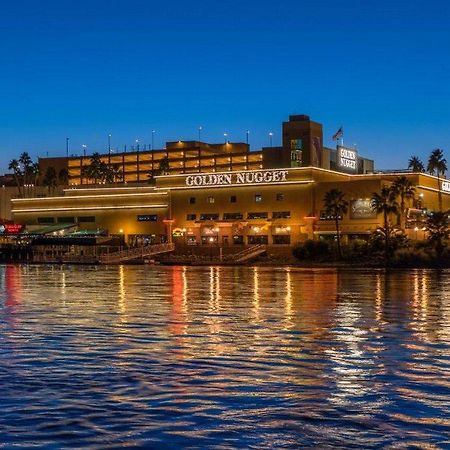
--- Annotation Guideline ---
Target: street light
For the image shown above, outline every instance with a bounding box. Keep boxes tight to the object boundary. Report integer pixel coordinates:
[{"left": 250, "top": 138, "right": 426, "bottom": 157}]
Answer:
[
  {"left": 66, "top": 137, "right": 69, "bottom": 157},
  {"left": 269, "top": 132, "right": 273, "bottom": 147},
  {"left": 198, "top": 126, "right": 202, "bottom": 142},
  {"left": 151, "top": 130, "right": 155, "bottom": 150},
  {"left": 135, "top": 139, "right": 139, "bottom": 151},
  {"left": 246, "top": 130, "right": 249, "bottom": 145},
  {"left": 108, "top": 134, "right": 111, "bottom": 154},
  {"left": 82, "top": 144, "right": 87, "bottom": 157},
  {"left": 224, "top": 133, "right": 228, "bottom": 144}
]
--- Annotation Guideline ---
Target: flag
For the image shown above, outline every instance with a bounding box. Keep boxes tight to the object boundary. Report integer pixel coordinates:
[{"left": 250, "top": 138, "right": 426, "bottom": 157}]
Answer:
[{"left": 332, "top": 126, "right": 344, "bottom": 141}]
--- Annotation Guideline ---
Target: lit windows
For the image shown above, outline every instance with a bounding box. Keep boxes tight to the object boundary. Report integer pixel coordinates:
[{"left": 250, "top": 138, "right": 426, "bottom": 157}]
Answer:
[
  {"left": 207, "top": 196, "right": 215, "bottom": 204},
  {"left": 255, "top": 194, "right": 262, "bottom": 203}
]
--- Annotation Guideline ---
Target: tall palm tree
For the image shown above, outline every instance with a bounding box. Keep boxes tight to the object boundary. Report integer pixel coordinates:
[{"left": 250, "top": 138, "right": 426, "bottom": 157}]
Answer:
[
  {"left": 391, "top": 176, "right": 416, "bottom": 230},
  {"left": 425, "top": 211, "right": 449, "bottom": 258},
  {"left": 19, "top": 152, "right": 33, "bottom": 196},
  {"left": 43, "top": 166, "right": 57, "bottom": 194},
  {"left": 8, "top": 159, "right": 23, "bottom": 197},
  {"left": 427, "top": 148, "right": 447, "bottom": 212},
  {"left": 323, "top": 188, "right": 349, "bottom": 258},
  {"left": 159, "top": 156, "right": 170, "bottom": 175},
  {"left": 58, "top": 168, "right": 69, "bottom": 186},
  {"left": 408, "top": 156, "right": 425, "bottom": 173},
  {"left": 371, "top": 186, "right": 399, "bottom": 259}
]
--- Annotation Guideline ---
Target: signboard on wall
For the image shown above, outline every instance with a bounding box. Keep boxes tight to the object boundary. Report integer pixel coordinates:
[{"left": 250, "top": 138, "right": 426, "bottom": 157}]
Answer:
[
  {"left": 185, "top": 169, "right": 289, "bottom": 187},
  {"left": 350, "top": 199, "right": 377, "bottom": 219},
  {"left": 337, "top": 145, "right": 358, "bottom": 172},
  {"left": 442, "top": 180, "right": 450, "bottom": 192}
]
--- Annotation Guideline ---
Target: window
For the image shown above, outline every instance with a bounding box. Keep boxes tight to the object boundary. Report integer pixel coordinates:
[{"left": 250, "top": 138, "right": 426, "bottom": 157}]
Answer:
[
  {"left": 319, "top": 211, "right": 343, "bottom": 220},
  {"left": 248, "top": 235, "right": 268, "bottom": 244},
  {"left": 233, "top": 235, "right": 244, "bottom": 245},
  {"left": 78, "top": 216, "right": 95, "bottom": 223},
  {"left": 186, "top": 213, "right": 197, "bottom": 221},
  {"left": 189, "top": 197, "right": 196, "bottom": 204},
  {"left": 276, "top": 193, "right": 284, "bottom": 201},
  {"left": 207, "top": 196, "right": 215, "bottom": 204},
  {"left": 37, "top": 217, "right": 54, "bottom": 225},
  {"left": 272, "top": 211, "right": 291, "bottom": 219},
  {"left": 255, "top": 194, "right": 262, "bottom": 202},
  {"left": 273, "top": 235, "right": 291, "bottom": 245},
  {"left": 230, "top": 195, "right": 237, "bottom": 203},
  {"left": 223, "top": 212, "right": 243, "bottom": 220},
  {"left": 200, "top": 213, "right": 220, "bottom": 221},
  {"left": 247, "top": 212, "right": 268, "bottom": 220},
  {"left": 137, "top": 214, "right": 158, "bottom": 222},
  {"left": 57, "top": 217, "right": 75, "bottom": 223}
]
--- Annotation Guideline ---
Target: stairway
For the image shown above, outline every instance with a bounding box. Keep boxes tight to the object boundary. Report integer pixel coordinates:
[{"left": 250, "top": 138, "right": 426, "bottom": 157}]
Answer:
[
  {"left": 99, "top": 243, "right": 175, "bottom": 264},
  {"left": 226, "top": 244, "right": 267, "bottom": 263}
]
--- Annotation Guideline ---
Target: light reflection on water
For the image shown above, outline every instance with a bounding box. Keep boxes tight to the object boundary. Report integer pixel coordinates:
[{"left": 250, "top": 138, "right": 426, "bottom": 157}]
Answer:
[{"left": 0, "top": 264, "right": 449, "bottom": 448}]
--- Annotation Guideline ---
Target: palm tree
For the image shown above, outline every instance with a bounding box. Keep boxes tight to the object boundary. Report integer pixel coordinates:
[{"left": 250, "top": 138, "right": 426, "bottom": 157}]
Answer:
[
  {"left": 391, "top": 176, "right": 415, "bottom": 230},
  {"left": 19, "top": 152, "right": 33, "bottom": 196},
  {"left": 425, "top": 211, "right": 449, "bottom": 258},
  {"left": 8, "top": 159, "right": 23, "bottom": 197},
  {"left": 159, "top": 156, "right": 170, "bottom": 175},
  {"left": 323, "top": 189, "right": 348, "bottom": 258},
  {"left": 427, "top": 148, "right": 447, "bottom": 211},
  {"left": 58, "top": 168, "right": 69, "bottom": 186},
  {"left": 371, "top": 186, "right": 399, "bottom": 259},
  {"left": 408, "top": 156, "right": 425, "bottom": 173},
  {"left": 43, "top": 166, "right": 57, "bottom": 194}
]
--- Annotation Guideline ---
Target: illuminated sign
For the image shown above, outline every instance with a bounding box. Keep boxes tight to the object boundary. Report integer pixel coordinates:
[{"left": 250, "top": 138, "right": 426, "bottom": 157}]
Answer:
[
  {"left": 185, "top": 170, "right": 289, "bottom": 187},
  {"left": 0, "top": 224, "right": 23, "bottom": 234},
  {"left": 350, "top": 199, "right": 377, "bottom": 219},
  {"left": 337, "top": 146, "right": 357, "bottom": 171},
  {"left": 442, "top": 181, "right": 450, "bottom": 192}
]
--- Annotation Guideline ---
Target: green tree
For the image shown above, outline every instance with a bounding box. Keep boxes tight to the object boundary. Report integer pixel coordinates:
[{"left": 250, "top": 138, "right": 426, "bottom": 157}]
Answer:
[
  {"left": 43, "top": 166, "right": 58, "bottom": 194},
  {"left": 19, "top": 152, "right": 33, "bottom": 196},
  {"left": 323, "top": 188, "right": 348, "bottom": 259},
  {"left": 58, "top": 168, "right": 69, "bottom": 185},
  {"left": 8, "top": 159, "right": 23, "bottom": 197},
  {"left": 408, "top": 156, "right": 425, "bottom": 173},
  {"left": 425, "top": 211, "right": 449, "bottom": 258},
  {"left": 391, "top": 176, "right": 416, "bottom": 230},
  {"left": 82, "top": 153, "right": 105, "bottom": 184},
  {"left": 427, "top": 148, "right": 447, "bottom": 212},
  {"left": 371, "top": 186, "right": 399, "bottom": 259},
  {"left": 159, "top": 156, "right": 170, "bottom": 175}
]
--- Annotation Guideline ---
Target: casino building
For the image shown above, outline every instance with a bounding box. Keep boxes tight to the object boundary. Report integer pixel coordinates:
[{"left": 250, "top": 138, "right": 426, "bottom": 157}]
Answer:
[{"left": 9, "top": 115, "right": 450, "bottom": 248}]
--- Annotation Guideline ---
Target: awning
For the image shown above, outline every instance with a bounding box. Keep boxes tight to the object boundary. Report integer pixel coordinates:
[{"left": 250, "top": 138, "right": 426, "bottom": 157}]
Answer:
[{"left": 22, "top": 223, "right": 77, "bottom": 236}]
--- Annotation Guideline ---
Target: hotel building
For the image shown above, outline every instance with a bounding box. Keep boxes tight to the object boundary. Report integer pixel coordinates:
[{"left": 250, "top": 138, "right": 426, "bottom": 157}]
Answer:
[{"left": 9, "top": 115, "right": 450, "bottom": 248}]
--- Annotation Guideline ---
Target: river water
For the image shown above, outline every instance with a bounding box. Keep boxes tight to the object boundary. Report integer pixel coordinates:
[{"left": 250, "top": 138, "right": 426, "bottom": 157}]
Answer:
[{"left": 0, "top": 264, "right": 449, "bottom": 449}]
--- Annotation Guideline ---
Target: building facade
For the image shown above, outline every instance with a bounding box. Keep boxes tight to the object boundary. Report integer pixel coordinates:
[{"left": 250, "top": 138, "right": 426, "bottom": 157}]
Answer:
[{"left": 10, "top": 167, "right": 450, "bottom": 247}]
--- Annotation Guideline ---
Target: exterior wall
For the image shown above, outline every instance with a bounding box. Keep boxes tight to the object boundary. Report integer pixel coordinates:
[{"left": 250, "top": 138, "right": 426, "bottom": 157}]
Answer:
[{"left": 9, "top": 168, "right": 450, "bottom": 246}]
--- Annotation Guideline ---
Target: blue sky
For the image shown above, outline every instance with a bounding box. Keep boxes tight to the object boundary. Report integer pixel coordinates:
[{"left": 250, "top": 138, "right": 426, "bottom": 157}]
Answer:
[{"left": 1, "top": 0, "right": 449, "bottom": 172}]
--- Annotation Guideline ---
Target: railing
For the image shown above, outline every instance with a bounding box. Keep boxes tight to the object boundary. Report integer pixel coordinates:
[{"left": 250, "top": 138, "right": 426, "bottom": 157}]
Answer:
[
  {"left": 99, "top": 243, "right": 175, "bottom": 264},
  {"left": 225, "top": 244, "right": 267, "bottom": 263}
]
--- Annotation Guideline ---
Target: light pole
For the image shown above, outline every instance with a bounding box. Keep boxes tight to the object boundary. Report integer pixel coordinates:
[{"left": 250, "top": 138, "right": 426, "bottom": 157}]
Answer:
[
  {"left": 82, "top": 144, "right": 87, "bottom": 157},
  {"left": 224, "top": 133, "right": 228, "bottom": 144},
  {"left": 151, "top": 130, "right": 155, "bottom": 150},
  {"left": 66, "top": 137, "right": 69, "bottom": 157},
  {"left": 269, "top": 132, "right": 273, "bottom": 147},
  {"left": 246, "top": 130, "right": 249, "bottom": 145},
  {"left": 108, "top": 134, "right": 111, "bottom": 154},
  {"left": 135, "top": 139, "right": 139, "bottom": 152},
  {"left": 198, "top": 126, "right": 202, "bottom": 142}
]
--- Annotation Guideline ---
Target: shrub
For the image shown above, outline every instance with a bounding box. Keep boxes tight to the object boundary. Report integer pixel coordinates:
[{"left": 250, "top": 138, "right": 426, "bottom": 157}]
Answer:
[{"left": 292, "top": 239, "right": 330, "bottom": 261}]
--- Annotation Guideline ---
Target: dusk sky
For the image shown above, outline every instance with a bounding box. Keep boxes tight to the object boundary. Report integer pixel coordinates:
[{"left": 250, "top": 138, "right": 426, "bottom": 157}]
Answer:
[{"left": 1, "top": 0, "right": 449, "bottom": 173}]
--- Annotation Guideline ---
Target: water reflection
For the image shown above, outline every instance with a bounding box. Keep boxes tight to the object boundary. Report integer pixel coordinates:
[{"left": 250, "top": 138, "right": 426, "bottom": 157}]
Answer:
[{"left": 0, "top": 265, "right": 449, "bottom": 448}]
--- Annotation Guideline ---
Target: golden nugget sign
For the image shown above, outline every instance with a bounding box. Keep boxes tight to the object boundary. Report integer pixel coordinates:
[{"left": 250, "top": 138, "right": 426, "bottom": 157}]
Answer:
[
  {"left": 186, "top": 170, "right": 289, "bottom": 187},
  {"left": 338, "top": 146, "right": 357, "bottom": 171},
  {"left": 442, "top": 181, "right": 450, "bottom": 192}
]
